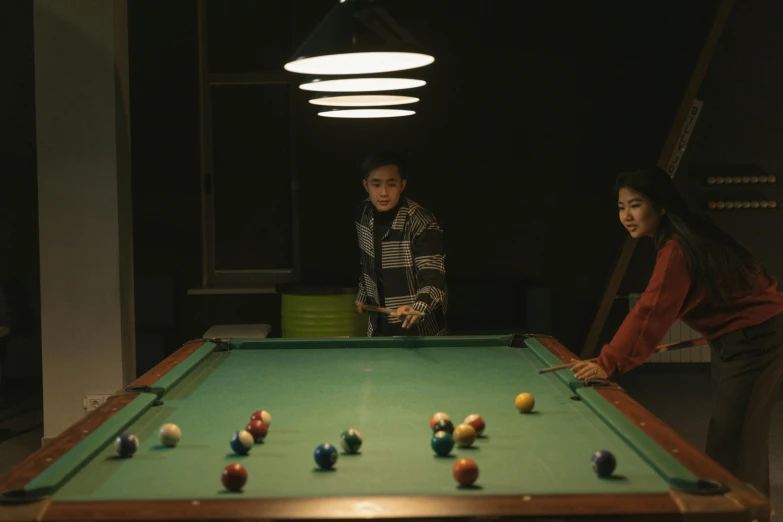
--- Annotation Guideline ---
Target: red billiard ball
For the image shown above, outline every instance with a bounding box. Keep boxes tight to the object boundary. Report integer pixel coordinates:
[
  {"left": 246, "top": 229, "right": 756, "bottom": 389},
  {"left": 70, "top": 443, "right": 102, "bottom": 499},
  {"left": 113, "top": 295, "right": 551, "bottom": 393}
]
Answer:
[
  {"left": 246, "top": 420, "right": 268, "bottom": 443},
  {"left": 463, "top": 414, "right": 485, "bottom": 436},
  {"left": 222, "top": 463, "right": 247, "bottom": 492},
  {"left": 453, "top": 458, "right": 479, "bottom": 487},
  {"left": 250, "top": 410, "right": 272, "bottom": 427}
]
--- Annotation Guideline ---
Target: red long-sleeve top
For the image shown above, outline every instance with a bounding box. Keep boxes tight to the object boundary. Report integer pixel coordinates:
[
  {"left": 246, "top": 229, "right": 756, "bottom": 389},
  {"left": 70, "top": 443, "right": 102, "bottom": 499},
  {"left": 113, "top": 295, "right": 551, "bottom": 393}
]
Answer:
[{"left": 597, "top": 239, "right": 783, "bottom": 376}]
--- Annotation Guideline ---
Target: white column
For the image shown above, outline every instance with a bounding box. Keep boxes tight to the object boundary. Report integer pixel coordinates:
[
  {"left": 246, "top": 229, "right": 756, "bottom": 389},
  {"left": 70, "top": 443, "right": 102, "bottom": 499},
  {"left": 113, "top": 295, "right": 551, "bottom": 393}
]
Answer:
[{"left": 34, "top": 0, "right": 135, "bottom": 442}]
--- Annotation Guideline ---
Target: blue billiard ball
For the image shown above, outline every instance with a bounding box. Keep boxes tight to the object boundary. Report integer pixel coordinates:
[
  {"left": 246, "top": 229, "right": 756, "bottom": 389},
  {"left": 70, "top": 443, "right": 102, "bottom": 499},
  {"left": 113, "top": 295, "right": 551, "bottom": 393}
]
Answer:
[
  {"left": 114, "top": 433, "right": 139, "bottom": 457},
  {"left": 431, "top": 430, "right": 454, "bottom": 457},
  {"left": 591, "top": 450, "right": 616, "bottom": 477},
  {"left": 230, "top": 430, "right": 254, "bottom": 455},
  {"left": 314, "top": 443, "right": 338, "bottom": 469}
]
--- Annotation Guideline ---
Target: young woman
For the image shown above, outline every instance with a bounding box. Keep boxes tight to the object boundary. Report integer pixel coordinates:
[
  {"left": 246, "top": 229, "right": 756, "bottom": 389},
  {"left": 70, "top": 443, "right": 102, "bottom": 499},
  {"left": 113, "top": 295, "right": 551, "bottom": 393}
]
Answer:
[{"left": 571, "top": 166, "right": 783, "bottom": 497}]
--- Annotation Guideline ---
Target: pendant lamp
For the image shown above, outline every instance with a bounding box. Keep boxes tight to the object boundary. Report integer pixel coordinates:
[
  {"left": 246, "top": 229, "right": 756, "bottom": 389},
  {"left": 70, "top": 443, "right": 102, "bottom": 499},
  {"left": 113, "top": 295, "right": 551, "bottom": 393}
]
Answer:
[{"left": 284, "top": 0, "right": 434, "bottom": 76}]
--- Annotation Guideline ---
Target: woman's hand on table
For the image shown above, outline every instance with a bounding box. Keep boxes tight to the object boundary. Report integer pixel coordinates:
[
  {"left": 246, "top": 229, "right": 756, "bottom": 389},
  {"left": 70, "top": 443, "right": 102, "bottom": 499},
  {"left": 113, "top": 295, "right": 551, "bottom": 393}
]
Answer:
[{"left": 571, "top": 360, "right": 608, "bottom": 380}]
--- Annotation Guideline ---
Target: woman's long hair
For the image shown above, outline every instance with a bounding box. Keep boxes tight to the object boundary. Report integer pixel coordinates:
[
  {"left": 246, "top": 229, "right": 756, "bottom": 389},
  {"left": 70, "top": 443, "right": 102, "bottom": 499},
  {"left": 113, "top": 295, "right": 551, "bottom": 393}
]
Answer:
[{"left": 615, "top": 167, "right": 769, "bottom": 302}]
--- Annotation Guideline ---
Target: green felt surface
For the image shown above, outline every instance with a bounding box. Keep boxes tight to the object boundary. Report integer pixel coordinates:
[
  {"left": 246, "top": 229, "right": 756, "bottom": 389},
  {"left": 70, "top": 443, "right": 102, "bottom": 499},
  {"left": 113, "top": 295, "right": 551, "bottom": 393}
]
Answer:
[{"left": 47, "top": 336, "right": 696, "bottom": 501}]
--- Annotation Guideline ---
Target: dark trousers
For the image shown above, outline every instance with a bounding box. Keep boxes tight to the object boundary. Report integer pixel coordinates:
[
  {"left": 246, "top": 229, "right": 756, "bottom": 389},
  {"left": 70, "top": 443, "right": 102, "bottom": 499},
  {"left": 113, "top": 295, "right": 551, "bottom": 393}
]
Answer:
[{"left": 706, "top": 311, "right": 783, "bottom": 497}]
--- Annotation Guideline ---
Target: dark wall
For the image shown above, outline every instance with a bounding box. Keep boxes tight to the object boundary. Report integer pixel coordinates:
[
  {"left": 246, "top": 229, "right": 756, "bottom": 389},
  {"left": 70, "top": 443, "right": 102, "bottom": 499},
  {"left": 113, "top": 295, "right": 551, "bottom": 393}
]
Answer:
[
  {"left": 615, "top": 1, "right": 783, "bottom": 331},
  {"left": 0, "top": 0, "right": 40, "bottom": 378}
]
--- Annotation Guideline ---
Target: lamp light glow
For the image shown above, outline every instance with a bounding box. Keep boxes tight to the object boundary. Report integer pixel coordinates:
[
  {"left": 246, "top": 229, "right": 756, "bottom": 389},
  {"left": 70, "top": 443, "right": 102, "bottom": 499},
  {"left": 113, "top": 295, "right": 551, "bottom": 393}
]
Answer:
[
  {"left": 300, "top": 78, "right": 425, "bottom": 93},
  {"left": 285, "top": 52, "right": 433, "bottom": 76},
  {"left": 309, "top": 95, "right": 419, "bottom": 107},
  {"left": 318, "top": 109, "right": 415, "bottom": 118}
]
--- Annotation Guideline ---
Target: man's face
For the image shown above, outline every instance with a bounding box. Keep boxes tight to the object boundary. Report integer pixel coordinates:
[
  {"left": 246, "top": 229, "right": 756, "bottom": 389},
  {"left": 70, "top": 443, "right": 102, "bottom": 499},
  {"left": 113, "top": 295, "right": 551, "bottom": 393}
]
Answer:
[{"left": 362, "top": 164, "right": 407, "bottom": 212}]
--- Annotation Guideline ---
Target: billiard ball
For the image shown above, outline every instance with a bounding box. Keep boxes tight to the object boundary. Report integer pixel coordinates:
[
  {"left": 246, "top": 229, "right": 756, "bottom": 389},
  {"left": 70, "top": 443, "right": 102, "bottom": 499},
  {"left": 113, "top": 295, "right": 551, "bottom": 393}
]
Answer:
[
  {"left": 591, "top": 450, "right": 616, "bottom": 477},
  {"left": 114, "top": 433, "right": 139, "bottom": 457},
  {"left": 250, "top": 410, "right": 272, "bottom": 428},
  {"left": 453, "top": 458, "right": 479, "bottom": 486},
  {"left": 463, "top": 414, "right": 485, "bottom": 436},
  {"left": 222, "top": 463, "right": 247, "bottom": 492},
  {"left": 246, "top": 420, "right": 268, "bottom": 443},
  {"left": 452, "top": 423, "right": 477, "bottom": 447},
  {"left": 230, "top": 430, "right": 254, "bottom": 455},
  {"left": 431, "top": 430, "right": 454, "bottom": 457},
  {"left": 433, "top": 418, "right": 454, "bottom": 434},
  {"left": 429, "top": 412, "right": 450, "bottom": 430},
  {"left": 515, "top": 392, "right": 535, "bottom": 413},
  {"left": 339, "top": 429, "right": 363, "bottom": 454},
  {"left": 314, "top": 443, "right": 338, "bottom": 469},
  {"left": 158, "top": 423, "right": 181, "bottom": 447}
]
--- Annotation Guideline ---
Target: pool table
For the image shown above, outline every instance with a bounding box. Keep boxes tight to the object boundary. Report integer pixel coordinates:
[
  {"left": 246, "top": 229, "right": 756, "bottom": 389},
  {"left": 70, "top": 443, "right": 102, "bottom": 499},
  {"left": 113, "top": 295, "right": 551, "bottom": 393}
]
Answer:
[{"left": 0, "top": 334, "right": 771, "bottom": 521}]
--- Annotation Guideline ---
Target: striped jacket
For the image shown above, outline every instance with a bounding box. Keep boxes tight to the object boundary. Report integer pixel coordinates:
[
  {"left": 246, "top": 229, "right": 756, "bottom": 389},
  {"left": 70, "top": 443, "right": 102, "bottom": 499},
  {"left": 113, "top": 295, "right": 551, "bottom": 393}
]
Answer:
[{"left": 355, "top": 197, "right": 448, "bottom": 336}]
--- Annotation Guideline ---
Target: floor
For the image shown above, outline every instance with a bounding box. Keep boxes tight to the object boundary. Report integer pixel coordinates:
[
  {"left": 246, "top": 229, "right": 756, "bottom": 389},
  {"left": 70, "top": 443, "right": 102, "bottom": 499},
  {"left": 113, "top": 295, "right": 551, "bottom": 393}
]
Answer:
[{"left": 0, "top": 366, "right": 780, "bottom": 518}]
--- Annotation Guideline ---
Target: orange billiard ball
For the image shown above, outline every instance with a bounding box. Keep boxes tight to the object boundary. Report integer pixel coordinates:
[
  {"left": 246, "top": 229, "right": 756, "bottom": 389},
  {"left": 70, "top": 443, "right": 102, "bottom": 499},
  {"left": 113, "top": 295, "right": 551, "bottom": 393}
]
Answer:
[{"left": 453, "top": 458, "right": 479, "bottom": 486}]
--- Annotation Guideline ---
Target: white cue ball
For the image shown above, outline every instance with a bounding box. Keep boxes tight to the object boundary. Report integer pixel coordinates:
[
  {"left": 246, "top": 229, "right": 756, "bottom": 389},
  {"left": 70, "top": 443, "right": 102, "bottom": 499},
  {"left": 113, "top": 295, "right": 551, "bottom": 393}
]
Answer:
[{"left": 159, "top": 423, "right": 182, "bottom": 447}]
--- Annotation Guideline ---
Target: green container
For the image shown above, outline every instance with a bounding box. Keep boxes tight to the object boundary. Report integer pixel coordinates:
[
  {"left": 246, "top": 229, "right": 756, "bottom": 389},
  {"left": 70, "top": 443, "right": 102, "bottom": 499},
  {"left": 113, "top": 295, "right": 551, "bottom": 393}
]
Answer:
[{"left": 279, "top": 285, "right": 366, "bottom": 338}]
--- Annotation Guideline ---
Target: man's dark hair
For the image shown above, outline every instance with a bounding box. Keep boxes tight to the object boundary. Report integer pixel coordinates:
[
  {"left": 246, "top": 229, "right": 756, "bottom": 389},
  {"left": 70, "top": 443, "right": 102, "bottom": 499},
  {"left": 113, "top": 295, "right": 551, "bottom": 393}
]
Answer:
[{"left": 361, "top": 151, "right": 407, "bottom": 180}]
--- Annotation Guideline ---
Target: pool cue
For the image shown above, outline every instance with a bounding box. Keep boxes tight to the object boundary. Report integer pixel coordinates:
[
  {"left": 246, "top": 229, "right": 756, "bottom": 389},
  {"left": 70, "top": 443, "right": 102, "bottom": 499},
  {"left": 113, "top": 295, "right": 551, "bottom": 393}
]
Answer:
[
  {"left": 361, "top": 304, "right": 426, "bottom": 316},
  {"left": 537, "top": 337, "right": 708, "bottom": 374}
]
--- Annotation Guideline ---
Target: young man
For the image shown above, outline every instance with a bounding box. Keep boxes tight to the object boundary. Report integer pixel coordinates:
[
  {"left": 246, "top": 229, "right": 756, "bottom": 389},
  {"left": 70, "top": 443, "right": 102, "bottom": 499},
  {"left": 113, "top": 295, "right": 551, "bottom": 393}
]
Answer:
[{"left": 354, "top": 151, "right": 448, "bottom": 336}]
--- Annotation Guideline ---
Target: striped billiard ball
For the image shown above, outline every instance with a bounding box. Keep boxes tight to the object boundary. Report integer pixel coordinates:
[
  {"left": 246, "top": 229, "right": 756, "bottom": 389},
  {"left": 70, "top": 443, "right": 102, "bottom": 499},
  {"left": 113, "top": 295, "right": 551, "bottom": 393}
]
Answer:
[
  {"left": 339, "top": 429, "right": 363, "bottom": 454},
  {"left": 230, "top": 430, "right": 254, "bottom": 455},
  {"left": 250, "top": 410, "right": 272, "bottom": 428},
  {"left": 431, "top": 430, "right": 454, "bottom": 457},
  {"left": 463, "top": 414, "right": 485, "bottom": 436}
]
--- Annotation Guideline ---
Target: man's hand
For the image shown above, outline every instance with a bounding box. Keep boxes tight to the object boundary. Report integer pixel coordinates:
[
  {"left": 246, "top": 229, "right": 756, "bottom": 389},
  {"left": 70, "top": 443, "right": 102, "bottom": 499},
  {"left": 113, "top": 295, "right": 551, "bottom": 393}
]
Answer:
[
  {"left": 355, "top": 300, "right": 364, "bottom": 313},
  {"left": 390, "top": 305, "right": 421, "bottom": 328},
  {"left": 570, "top": 360, "right": 608, "bottom": 381}
]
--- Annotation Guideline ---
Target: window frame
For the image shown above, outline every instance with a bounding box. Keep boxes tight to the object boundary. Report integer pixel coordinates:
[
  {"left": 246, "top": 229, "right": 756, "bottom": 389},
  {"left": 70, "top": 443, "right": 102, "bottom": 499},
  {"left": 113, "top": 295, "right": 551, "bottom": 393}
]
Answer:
[{"left": 196, "top": 0, "right": 300, "bottom": 291}]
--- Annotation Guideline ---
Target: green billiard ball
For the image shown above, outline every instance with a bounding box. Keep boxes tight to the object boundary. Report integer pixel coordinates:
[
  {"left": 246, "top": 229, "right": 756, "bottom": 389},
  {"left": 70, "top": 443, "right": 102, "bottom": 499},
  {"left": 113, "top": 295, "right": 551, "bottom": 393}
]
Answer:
[
  {"left": 431, "top": 430, "right": 454, "bottom": 457},
  {"left": 339, "top": 429, "right": 363, "bottom": 454}
]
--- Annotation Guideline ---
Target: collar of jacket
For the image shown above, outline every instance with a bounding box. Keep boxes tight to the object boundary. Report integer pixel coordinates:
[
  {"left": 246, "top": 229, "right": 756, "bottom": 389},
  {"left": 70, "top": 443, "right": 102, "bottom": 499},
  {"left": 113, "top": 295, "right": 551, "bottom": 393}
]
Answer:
[{"left": 364, "top": 196, "right": 411, "bottom": 232}]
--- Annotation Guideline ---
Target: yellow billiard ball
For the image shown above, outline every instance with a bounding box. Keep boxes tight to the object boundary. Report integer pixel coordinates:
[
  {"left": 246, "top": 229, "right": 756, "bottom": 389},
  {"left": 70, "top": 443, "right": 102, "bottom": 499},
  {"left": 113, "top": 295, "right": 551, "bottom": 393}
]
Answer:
[
  {"left": 515, "top": 392, "right": 535, "bottom": 413},
  {"left": 452, "top": 423, "right": 477, "bottom": 447}
]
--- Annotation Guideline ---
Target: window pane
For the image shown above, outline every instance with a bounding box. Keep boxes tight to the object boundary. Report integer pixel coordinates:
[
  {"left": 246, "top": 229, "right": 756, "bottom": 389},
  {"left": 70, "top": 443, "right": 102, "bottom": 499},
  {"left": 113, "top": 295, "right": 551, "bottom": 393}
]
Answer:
[{"left": 211, "top": 84, "right": 293, "bottom": 271}]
